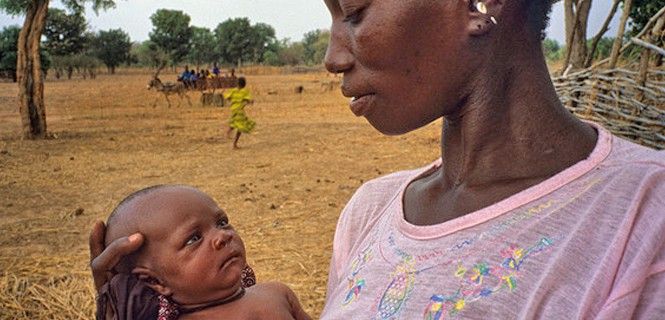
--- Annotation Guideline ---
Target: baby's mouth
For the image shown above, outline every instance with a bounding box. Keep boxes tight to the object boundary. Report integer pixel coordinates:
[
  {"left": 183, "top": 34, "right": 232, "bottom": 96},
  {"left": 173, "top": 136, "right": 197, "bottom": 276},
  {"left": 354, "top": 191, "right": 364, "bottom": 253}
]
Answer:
[{"left": 219, "top": 251, "right": 241, "bottom": 270}]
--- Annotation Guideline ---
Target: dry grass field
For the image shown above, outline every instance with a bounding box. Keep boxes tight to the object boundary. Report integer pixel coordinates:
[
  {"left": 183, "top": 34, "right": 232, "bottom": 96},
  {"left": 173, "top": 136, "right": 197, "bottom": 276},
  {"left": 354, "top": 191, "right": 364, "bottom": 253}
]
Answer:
[{"left": 0, "top": 68, "right": 441, "bottom": 319}]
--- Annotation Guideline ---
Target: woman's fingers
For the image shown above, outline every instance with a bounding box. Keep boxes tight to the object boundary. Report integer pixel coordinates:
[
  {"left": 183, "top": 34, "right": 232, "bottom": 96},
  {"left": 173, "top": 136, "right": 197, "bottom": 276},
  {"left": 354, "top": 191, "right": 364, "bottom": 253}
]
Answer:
[
  {"left": 89, "top": 220, "right": 106, "bottom": 262},
  {"left": 89, "top": 224, "right": 144, "bottom": 291}
]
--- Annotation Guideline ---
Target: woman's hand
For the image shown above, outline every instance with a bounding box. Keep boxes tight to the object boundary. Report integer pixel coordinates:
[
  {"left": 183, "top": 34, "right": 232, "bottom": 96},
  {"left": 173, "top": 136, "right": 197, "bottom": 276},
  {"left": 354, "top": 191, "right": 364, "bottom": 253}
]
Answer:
[{"left": 89, "top": 220, "right": 144, "bottom": 291}]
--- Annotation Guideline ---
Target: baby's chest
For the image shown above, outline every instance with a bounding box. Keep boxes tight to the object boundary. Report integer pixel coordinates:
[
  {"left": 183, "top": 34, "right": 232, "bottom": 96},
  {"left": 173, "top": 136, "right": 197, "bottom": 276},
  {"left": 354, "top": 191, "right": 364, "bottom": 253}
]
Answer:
[{"left": 182, "top": 296, "right": 293, "bottom": 320}]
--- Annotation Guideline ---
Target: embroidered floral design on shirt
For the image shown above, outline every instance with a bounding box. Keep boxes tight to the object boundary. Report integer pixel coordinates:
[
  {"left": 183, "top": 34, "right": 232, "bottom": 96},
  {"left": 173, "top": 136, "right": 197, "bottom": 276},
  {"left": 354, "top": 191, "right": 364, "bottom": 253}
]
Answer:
[
  {"left": 342, "top": 246, "right": 373, "bottom": 306},
  {"left": 423, "top": 237, "right": 556, "bottom": 320},
  {"left": 376, "top": 255, "right": 417, "bottom": 319},
  {"left": 372, "top": 233, "right": 433, "bottom": 319}
]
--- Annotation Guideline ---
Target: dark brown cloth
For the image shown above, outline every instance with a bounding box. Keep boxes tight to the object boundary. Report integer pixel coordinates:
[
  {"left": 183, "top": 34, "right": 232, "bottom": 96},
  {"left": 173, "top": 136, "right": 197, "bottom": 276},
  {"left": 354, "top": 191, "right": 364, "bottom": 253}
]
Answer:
[
  {"left": 96, "top": 265, "right": 256, "bottom": 320},
  {"left": 96, "top": 273, "right": 159, "bottom": 320}
]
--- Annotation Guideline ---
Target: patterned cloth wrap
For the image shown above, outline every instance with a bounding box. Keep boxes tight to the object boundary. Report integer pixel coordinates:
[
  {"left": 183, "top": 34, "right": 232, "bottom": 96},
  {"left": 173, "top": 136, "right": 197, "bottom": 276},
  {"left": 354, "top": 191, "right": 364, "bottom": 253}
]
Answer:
[{"left": 97, "top": 265, "right": 256, "bottom": 320}]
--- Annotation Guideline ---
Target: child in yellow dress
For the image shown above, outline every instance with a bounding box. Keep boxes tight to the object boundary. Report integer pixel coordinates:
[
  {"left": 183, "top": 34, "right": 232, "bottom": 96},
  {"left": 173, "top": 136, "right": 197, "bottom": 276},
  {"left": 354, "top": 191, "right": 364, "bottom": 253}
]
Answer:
[{"left": 224, "top": 77, "right": 255, "bottom": 149}]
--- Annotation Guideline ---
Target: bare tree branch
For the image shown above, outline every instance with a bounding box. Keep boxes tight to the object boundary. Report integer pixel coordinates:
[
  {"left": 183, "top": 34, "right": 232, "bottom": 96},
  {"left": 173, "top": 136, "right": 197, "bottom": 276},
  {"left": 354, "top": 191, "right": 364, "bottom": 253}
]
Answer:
[
  {"left": 631, "top": 38, "right": 665, "bottom": 56},
  {"left": 585, "top": 0, "right": 621, "bottom": 67},
  {"left": 609, "top": 0, "right": 634, "bottom": 68},
  {"left": 593, "top": 6, "right": 665, "bottom": 68}
]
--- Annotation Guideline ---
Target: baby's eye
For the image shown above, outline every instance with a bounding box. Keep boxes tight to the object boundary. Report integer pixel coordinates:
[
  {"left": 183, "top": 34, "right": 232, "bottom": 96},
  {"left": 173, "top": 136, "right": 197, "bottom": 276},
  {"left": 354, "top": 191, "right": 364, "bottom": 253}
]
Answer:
[
  {"left": 216, "top": 217, "right": 229, "bottom": 228},
  {"left": 185, "top": 234, "right": 202, "bottom": 246}
]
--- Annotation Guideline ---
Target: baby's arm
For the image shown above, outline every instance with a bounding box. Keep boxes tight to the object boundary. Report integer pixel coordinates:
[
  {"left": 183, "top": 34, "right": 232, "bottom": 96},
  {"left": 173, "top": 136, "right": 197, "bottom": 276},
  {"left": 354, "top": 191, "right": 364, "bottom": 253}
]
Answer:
[
  {"left": 283, "top": 285, "right": 312, "bottom": 320},
  {"left": 264, "top": 282, "right": 311, "bottom": 320}
]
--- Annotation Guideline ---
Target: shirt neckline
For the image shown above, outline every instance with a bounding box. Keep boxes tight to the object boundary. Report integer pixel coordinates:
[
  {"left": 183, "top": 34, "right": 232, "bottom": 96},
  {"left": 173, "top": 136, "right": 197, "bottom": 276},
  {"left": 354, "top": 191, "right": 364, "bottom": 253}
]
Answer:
[{"left": 395, "top": 122, "right": 613, "bottom": 240}]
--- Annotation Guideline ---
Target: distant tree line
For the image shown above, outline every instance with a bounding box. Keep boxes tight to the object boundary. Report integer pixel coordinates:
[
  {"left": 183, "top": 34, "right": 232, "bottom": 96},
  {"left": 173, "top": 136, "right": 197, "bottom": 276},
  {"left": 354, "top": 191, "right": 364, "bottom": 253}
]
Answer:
[
  {"left": 0, "top": 7, "right": 131, "bottom": 81},
  {"left": 0, "top": 8, "right": 331, "bottom": 83},
  {"left": 542, "top": 37, "right": 618, "bottom": 63},
  {"left": 134, "top": 9, "right": 330, "bottom": 69}
]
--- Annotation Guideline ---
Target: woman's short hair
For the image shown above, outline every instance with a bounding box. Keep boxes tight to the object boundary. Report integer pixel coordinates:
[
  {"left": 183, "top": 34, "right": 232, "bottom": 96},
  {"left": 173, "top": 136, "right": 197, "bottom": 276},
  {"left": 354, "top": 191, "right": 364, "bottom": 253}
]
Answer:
[{"left": 527, "top": 0, "right": 554, "bottom": 40}]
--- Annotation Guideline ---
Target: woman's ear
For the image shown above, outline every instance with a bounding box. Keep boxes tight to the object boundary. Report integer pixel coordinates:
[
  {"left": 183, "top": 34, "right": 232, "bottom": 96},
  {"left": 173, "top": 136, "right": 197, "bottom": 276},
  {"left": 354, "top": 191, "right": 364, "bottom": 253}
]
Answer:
[
  {"left": 132, "top": 266, "right": 173, "bottom": 296},
  {"left": 466, "top": 0, "right": 503, "bottom": 36}
]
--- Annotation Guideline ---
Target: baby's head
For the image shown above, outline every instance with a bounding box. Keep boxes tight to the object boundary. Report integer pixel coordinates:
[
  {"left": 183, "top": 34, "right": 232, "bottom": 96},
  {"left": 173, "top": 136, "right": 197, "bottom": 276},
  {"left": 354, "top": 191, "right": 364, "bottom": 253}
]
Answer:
[{"left": 105, "top": 185, "right": 246, "bottom": 305}]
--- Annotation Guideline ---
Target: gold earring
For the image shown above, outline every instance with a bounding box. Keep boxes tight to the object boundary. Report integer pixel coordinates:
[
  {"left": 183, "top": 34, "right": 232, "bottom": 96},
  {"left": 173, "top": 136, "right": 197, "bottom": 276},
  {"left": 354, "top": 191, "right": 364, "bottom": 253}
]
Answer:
[
  {"left": 475, "top": 2, "right": 487, "bottom": 14},
  {"left": 473, "top": 1, "right": 498, "bottom": 25}
]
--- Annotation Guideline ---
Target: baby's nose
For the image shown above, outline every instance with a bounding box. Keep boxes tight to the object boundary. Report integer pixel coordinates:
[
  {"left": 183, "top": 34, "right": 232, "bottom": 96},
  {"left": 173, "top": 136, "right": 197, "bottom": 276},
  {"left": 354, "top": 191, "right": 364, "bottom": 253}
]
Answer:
[
  {"left": 213, "top": 236, "right": 225, "bottom": 249},
  {"left": 212, "top": 231, "right": 232, "bottom": 249}
]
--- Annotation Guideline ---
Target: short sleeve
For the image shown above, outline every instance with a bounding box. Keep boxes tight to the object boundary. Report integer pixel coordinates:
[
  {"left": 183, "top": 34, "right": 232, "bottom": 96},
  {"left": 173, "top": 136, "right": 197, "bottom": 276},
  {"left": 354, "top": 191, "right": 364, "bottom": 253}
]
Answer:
[
  {"left": 633, "top": 268, "right": 665, "bottom": 318},
  {"left": 325, "top": 190, "right": 361, "bottom": 297},
  {"left": 242, "top": 89, "right": 252, "bottom": 102},
  {"left": 595, "top": 268, "right": 665, "bottom": 319},
  {"left": 595, "top": 173, "right": 665, "bottom": 319},
  {"left": 223, "top": 88, "right": 235, "bottom": 100}
]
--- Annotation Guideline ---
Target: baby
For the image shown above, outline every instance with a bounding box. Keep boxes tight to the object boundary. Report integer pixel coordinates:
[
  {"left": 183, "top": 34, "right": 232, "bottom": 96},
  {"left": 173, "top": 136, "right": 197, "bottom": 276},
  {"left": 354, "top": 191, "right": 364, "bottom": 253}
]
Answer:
[{"left": 99, "top": 184, "right": 311, "bottom": 320}]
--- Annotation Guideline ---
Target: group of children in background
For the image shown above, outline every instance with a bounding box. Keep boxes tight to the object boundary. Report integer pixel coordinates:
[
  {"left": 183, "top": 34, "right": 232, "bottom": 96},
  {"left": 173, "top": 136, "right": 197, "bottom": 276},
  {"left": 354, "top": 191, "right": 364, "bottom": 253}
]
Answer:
[{"left": 178, "top": 64, "right": 236, "bottom": 90}]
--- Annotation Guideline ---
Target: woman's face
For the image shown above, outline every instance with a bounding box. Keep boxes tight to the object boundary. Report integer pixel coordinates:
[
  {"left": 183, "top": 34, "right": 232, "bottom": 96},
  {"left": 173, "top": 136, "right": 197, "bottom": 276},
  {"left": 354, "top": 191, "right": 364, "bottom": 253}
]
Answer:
[{"left": 324, "top": 0, "right": 475, "bottom": 135}]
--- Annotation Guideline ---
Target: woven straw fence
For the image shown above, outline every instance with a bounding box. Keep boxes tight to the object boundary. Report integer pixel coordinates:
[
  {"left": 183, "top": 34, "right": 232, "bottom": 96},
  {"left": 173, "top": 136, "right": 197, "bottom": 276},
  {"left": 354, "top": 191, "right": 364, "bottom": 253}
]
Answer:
[{"left": 552, "top": 67, "right": 665, "bottom": 149}]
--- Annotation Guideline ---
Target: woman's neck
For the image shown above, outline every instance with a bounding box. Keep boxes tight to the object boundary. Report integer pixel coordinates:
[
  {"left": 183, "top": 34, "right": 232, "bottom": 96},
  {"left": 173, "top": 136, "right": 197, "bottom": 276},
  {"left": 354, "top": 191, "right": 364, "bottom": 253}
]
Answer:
[{"left": 439, "top": 48, "right": 597, "bottom": 192}]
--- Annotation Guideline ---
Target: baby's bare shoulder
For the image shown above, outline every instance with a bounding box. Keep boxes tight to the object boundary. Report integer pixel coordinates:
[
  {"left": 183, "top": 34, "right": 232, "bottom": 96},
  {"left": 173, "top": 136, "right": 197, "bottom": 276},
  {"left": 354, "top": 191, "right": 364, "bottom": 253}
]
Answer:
[
  {"left": 184, "top": 284, "right": 294, "bottom": 320},
  {"left": 252, "top": 281, "right": 293, "bottom": 295},
  {"left": 250, "top": 282, "right": 311, "bottom": 320},
  {"left": 240, "top": 283, "right": 299, "bottom": 319}
]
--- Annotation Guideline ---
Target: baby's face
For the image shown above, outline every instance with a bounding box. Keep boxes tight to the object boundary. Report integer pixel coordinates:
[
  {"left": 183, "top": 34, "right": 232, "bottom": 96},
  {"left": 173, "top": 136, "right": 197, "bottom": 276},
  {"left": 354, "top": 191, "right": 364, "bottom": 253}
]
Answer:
[{"left": 133, "top": 187, "right": 247, "bottom": 305}]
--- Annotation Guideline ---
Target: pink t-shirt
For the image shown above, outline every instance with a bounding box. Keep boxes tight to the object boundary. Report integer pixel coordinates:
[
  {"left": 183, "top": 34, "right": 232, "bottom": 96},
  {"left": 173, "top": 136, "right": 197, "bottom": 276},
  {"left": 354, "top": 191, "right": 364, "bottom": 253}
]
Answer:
[{"left": 321, "top": 124, "right": 665, "bottom": 319}]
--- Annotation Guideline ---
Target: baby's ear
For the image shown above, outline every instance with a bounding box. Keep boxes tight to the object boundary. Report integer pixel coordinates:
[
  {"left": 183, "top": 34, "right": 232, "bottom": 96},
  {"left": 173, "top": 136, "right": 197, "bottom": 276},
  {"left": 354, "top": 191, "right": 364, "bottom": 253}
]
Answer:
[{"left": 132, "top": 266, "right": 173, "bottom": 296}]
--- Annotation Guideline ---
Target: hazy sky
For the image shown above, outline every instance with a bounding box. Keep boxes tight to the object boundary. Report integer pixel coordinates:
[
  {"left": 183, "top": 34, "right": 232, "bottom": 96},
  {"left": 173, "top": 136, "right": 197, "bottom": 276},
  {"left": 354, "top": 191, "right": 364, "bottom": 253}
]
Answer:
[{"left": 1, "top": 1, "right": 621, "bottom": 44}]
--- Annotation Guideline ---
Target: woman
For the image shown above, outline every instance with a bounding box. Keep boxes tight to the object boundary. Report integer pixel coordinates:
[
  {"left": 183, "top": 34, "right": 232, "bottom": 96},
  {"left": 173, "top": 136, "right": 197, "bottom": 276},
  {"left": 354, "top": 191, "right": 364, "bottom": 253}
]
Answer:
[{"left": 91, "top": 0, "right": 664, "bottom": 318}]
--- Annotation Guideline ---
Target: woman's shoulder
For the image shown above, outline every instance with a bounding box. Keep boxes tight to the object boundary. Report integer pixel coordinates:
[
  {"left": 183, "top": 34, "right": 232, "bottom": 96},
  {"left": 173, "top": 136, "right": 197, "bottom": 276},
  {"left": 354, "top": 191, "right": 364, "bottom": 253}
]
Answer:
[
  {"left": 608, "top": 135, "right": 664, "bottom": 167},
  {"left": 353, "top": 160, "right": 440, "bottom": 199},
  {"left": 338, "top": 160, "right": 440, "bottom": 231}
]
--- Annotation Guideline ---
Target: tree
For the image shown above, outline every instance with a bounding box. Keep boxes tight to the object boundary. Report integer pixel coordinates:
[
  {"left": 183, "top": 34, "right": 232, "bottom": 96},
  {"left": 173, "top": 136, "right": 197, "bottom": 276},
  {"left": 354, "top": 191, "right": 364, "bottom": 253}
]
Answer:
[
  {"left": 584, "top": 0, "right": 621, "bottom": 66},
  {"left": 628, "top": 0, "right": 665, "bottom": 66},
  {"left": 215, "top": 18, "right": 277, "bottom": 66},
  {"left": 1, "top": 25, "right": 50, "bottom": 81},
  {"left": 249, "top": 22, "right": 276, "bottom": 63},
  {"left": 149, "top": 9, "right": 192, "bottom": 66},
  {"left": 628, "top": 0, "right": 665, "bottom": 35},
  {"left": 542, "top": 38, "right": 563, "bottom": 61},
  {"left": 43, "top": 8, "right": 87, "bottom": 56},
  {"left": 0, "top": 25, "right": 20, "bottom": 81},
  {"left": 186, "top": 26, "right": 216, "bottom": 68},
  {"left": 262, "top": 49, "right": 281, "bottom": 66},
  {"left": 563, "top": 0, "right": 593, "bottom": 69},
  {"left": 588, "top": 37, "right": 615, "bottom": 61},
  {"left": 0, "top": 0, "right": 115, "bottom": 139},
  {"left": 278, "top": 40, "right": 305, "bottom": 66},
  {"left": 91, "top": 28, "right": 131, "bottom": 74},
  {"left": 609, "top": 0, "right": 635, "bottom": 68},
  {"left": 302, "top": 29, "right": 329, "bottom": 65},
  {"left": 134, "top": 40, "right": 168, "bottom": 68}
]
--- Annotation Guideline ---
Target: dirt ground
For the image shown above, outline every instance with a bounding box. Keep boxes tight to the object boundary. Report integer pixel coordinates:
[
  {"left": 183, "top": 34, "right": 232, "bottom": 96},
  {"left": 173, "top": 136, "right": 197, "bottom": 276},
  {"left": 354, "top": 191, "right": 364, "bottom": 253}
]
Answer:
[{"left": 0, "top": 68, "right": 441, "bottom": 319}]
